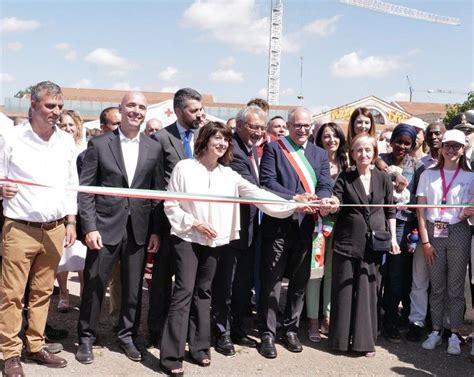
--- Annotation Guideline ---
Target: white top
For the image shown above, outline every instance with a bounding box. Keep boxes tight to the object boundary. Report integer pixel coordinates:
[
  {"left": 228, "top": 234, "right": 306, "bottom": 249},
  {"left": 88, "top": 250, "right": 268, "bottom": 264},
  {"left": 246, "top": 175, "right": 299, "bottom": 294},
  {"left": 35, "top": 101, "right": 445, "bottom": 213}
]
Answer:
[
  {"left": 0, "top": 122, "right": 78, "bottom": 222},
  {"left": 118, "top": 127, "right": 140, "bottom": 185},
  {"left": 165, "top": 159, "right": 296, "bottom": 247},
  {"left": 416, "top": 167, "right": 473, "bottom": 224}
]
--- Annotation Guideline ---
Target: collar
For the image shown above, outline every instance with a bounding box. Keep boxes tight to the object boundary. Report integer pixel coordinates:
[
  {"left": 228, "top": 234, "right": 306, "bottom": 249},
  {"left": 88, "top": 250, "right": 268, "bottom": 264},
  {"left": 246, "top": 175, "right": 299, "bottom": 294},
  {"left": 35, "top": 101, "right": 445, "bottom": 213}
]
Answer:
[
  {"left": 176, "top": 120, "right": 193, "bottom": 136},
  {"left": 118, "top": 127, "right": 140, "bottom": 143}
]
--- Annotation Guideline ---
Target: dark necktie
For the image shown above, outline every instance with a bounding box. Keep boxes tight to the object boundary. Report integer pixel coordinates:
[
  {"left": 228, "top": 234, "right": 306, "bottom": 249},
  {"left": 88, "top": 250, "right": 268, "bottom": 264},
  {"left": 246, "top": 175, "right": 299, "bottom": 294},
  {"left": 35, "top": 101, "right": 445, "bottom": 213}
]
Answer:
[{"left": 183, "top": 130, "right": 192, "bottom": 159}]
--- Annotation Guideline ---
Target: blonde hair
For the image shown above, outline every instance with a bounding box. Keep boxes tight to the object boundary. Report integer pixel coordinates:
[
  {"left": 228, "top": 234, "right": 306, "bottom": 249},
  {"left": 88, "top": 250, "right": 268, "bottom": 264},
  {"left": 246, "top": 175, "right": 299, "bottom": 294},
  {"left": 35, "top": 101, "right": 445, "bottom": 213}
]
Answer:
[{"left": 59, "top": 109, "right": 83, "bottom": 145}]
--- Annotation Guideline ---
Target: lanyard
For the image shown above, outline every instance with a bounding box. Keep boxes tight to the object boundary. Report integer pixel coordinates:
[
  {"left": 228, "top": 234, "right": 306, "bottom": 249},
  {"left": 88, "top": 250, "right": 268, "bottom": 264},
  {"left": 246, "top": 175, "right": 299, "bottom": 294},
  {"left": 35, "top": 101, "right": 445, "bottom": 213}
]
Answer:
[{"left": 440, "top": 167, "right": 460, "bottom": 212}]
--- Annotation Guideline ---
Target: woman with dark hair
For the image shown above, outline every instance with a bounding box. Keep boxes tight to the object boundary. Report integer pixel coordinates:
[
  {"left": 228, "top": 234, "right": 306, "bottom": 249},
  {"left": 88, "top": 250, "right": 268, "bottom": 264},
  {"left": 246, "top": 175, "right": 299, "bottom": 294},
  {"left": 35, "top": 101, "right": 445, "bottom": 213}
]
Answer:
[
  {"left": 378, "top": 123, "right": 425, "bottom": 343},
  {"left": 346, "top": 107, "right": 377, "bottom": 148},
  {"left": 305, "top": 122, "right": 348, "bottom": 341},
  {"left": 159, "top": 122, "right": 303, "bottom": 376},
  {"left": 416, "top": 129, "right": 473, "bottom": 356}
]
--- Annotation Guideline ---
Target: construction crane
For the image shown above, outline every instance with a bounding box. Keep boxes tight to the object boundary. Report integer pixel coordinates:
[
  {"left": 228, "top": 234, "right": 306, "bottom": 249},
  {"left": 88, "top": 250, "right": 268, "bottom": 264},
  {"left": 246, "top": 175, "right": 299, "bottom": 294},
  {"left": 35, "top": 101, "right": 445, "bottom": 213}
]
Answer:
[
  {"left": 406, "top": 75, "right": 468, "bottom": 101},
  {"left": 266, "top": 1, "right": 460, "bottom": 105}
]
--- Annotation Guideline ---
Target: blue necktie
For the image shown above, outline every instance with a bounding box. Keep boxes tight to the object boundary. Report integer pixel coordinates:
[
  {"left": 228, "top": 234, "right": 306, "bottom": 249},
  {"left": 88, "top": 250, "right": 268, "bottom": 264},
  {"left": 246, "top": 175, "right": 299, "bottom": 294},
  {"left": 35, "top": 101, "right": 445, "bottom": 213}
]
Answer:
[{"left": 183, "top": 130, "right": 192, "bottom": 159}]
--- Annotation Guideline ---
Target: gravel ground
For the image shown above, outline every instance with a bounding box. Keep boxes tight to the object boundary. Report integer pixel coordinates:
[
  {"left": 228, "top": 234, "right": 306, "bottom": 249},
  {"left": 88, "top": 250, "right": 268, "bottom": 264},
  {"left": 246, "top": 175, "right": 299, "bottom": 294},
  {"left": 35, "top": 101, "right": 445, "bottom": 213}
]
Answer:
[{"left": 1, "top": 276, "right": 473, "bottom": 376}]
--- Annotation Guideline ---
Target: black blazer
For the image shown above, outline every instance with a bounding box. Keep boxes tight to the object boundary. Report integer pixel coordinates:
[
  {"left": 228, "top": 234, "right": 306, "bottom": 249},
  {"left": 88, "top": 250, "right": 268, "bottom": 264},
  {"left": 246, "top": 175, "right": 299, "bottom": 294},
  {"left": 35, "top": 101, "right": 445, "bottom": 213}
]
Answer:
[
  {"left": 332, "top": 167, "right": 396, "bottom": 260},
  {"left": 259, "top": 140, "right": 333, "bottom": 240},
  {"left": 229, "top": 133, "right": 260, "bottom": 250},
  {"left": 79, "top": 129, "right": 165, "bottom": 245}
]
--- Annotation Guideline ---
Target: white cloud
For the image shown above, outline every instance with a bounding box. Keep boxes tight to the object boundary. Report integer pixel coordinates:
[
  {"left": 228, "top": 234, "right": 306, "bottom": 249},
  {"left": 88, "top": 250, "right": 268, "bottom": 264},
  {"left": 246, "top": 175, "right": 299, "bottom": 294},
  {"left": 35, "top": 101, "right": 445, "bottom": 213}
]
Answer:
[
  {"left": 209, "top": 69, "right": 243, "bottom": 83},
  {"left": 303, "top": 15, "right": 341, "bottom": 37},
  {"left": 6, "top": 42, "right": 23, "bottom": 51},
  {"left": 331, "top": 52, "right": 400, "bottom": 79},
  {"left": 0, "top": 73, "right": 15, "bottom": 83},
  {"left": 386, "top": 92, "right": 410, "bottom": 102},
  {"left": 111, "top": 82, "right": 141, "bottom": 91},
  {"left": 257, "top": 88, "right": 268, "bottom": 98},
  {"left": 85, "top": 48, "right": 130, "bottom": 70},
  {"left": 218, "top": 56, "right": 236, "bottom": 67},
  {"left": 159, "top": 66, "right": 178, "bottom": 82},
  {"left": 280, "top": 88, "right": 296, "bottom": 97},
  {"left": 72, "top": 79, "right": 92, "bottom": 88},
  {"left": 161, "top": 86, "right": 180, "bottom": 93},
  {"left": 469, "top": 82, "right": 474, "bottom": 90},
  {"left": 54, "top": 43, "right": 78, "bottom": 61},
  {"left": 0, "top": 17, "right": 40, "bottom": 32}
]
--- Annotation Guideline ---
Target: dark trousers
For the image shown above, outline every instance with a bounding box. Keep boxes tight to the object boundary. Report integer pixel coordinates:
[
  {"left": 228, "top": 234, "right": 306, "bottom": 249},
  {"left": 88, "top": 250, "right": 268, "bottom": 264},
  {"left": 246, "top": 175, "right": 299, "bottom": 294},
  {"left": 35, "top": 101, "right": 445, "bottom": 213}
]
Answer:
[
  {"left": 258, "top": 220, "right": 312, "bottom": 339},
  {"left": 212, "top": 243, "right": 255, "bottom": 336},
  {"left": 160, "top": 237, "right": 221, "bottom": 371},
  {"left": 78, "top": 220, "right": 146, "bottom": 345},
  {"left": 147, "top": 233, "right": 173, "bottom": 338},
  {"left": 382, "top": 220, "right": 415, "bottom": 325}
]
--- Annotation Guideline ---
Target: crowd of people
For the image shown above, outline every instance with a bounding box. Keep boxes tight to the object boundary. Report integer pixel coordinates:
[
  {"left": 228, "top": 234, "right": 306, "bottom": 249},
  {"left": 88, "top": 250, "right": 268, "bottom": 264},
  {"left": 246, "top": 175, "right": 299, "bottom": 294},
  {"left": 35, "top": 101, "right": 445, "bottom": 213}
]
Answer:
[{"left": 0, "top": 80, "right": 473, "bottom": 377}]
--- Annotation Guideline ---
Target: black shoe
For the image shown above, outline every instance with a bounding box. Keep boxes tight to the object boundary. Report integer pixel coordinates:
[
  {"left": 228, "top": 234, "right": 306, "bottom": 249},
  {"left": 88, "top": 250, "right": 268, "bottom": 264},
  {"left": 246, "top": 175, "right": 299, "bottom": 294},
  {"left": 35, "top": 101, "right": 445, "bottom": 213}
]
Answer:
[
  {"left": 44, "top": 342, "right": 63, "bottom": 354},
  {"left": 258, "top": 335, "right": 277, "bottom": 359},
  {"left": 44, "top": 324, "right": 68, "bottom": 341},
  {"left": 76, "top": 343, "right": 94, "bottom": 364},
  {"left": 406, "top": 323, "right": 423, "bottom": 342},
  {"left": 281, "top": 332, "right": 303, "bottom": 353},
  {"left": 383, "top": 324, "right": 402, "bottom": 344},
  {"left": 120, "top": 342, "right": 142, "bottom": 362},
  {"left": 146, "top": 331, "right": 160, "bottom": 349},
  {"left": 231, "top": 333, "right": 257, "bottom": 348},
  {"left": 215, "top": 334, "right": 235, "bottom": 356}
]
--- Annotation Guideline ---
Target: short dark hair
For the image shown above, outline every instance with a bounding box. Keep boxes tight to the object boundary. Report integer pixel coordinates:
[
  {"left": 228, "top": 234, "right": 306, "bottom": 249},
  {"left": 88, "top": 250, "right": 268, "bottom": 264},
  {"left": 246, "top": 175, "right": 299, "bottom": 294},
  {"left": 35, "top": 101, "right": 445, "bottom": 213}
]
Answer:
[
  {"left": 247, "top": 98, "right": 269, "bottom": 113},
  {"left": 100, "top": 106, "right": 119, "bottom": 126},
  {"left": 30, "top": 81, "right": 62, "bottom": 102},
  {"left": 173, "top": 88, "right": 202, "bottom": 110},
  {"left": 194, "top": 121, "right": 234, "bottom": 166}
]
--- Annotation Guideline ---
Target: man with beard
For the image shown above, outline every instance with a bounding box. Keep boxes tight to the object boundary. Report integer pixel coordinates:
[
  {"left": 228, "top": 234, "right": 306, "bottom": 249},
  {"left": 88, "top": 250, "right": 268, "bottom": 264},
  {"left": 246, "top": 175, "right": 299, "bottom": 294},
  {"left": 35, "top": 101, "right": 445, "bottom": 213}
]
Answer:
[
  {"left": 406, "top": 121, "right": 446, "bottom": 342},
  {"left": 147, "top": 88, "right": 204, "bottom": 348},
  {"left": 76, "top": 91, "right": 165, "bottom": 364},
  {"left": 211, "top": 105, "right": 266, "bottom": 356}
]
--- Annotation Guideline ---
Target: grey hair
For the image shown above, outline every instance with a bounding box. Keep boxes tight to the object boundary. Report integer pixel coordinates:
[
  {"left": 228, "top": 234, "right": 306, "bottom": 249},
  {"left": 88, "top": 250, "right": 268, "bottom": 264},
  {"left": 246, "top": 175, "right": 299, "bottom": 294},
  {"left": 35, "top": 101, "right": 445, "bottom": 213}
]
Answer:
[
  {"left": 173, "top": 88, "right": 202, "bottom": 110},
  {"left": 236, "top": 105, "right": 267, "bottom": 126},
  {"left": 30, "top": 81, "right": 63, "bottom": 102},
  {"left": 287, "top": 106, "right": 312, "bottom": 124}
]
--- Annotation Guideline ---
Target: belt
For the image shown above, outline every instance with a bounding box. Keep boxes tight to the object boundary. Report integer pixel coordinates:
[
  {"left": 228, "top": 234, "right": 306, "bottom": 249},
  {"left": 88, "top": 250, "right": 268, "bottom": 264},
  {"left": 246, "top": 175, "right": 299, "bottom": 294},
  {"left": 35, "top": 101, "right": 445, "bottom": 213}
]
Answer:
[{"left": 11, "top": 217, "right": 65, "bottom": 231}]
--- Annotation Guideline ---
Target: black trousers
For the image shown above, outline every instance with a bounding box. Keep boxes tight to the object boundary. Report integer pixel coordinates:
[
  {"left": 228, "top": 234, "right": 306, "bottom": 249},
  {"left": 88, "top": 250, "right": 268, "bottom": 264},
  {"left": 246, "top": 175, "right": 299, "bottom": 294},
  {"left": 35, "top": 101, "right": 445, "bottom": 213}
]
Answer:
[
  {"left": 212, "top": 242, "right": 255, "bottom": 336},
  {"left": 258, "top": 220, "right": 312, "bottom": 339},
  {"left": 160, "top": 236, "right": 221, "bottom": 371},
  {"left": 78, "top": 219, "right": 146, "bottom": 345},
  {"left": 147, "top": 233, "right": 173, "bottom": 338}
]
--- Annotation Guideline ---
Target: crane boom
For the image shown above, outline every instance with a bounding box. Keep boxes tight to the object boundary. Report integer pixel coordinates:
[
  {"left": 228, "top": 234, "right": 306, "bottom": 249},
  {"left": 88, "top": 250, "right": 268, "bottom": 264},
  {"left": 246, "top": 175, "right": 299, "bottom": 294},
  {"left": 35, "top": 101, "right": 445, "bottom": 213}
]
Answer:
[
  {"left": 339, "top": 0, "right": 460, "bottom": 26},
  {"left": 267, "top": 0, "right": 283, "bottom": 105}
]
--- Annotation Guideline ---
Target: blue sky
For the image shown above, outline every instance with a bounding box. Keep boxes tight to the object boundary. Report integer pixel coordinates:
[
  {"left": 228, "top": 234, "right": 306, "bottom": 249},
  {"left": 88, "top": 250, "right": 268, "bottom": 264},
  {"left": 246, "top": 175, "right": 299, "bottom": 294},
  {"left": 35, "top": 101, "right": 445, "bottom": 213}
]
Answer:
[{"left": 1, "top": 0, "right": 472, "bottom": 114}]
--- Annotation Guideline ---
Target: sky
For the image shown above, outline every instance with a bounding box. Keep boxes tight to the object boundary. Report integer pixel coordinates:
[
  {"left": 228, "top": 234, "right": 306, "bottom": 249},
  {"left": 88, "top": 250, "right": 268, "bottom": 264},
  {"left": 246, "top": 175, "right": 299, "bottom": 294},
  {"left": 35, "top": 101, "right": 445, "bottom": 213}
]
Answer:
[{"left": 1, "top": 0, "right": 473, "bottom": 114}]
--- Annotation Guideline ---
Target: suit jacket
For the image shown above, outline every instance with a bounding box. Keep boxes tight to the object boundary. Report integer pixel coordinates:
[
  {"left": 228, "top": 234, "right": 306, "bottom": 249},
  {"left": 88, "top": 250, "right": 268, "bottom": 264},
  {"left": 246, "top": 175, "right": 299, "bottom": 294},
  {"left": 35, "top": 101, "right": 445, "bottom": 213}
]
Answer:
[
  {"left": 259, "top": 140, "right": 333, "bottom": 239},
  {"left": 79, "top": 129, "right": 165, "bottom": 245},
  {"left": 332, "top": 167, "right": 396, "bottom": 260},
  {"left": 228, "top": 133, "right": 260, "bottom": 250}
]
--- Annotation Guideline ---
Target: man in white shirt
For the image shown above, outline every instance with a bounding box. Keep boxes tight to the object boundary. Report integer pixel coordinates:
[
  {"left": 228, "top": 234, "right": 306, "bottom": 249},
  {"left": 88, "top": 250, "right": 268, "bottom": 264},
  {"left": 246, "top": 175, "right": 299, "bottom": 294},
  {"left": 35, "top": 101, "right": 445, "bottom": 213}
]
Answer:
[
  {"left": 0, "top": 81, "right": 77, "bottom": 376},
  {"left": 76, "top": 92, "right": 165, "bottom": 364}
]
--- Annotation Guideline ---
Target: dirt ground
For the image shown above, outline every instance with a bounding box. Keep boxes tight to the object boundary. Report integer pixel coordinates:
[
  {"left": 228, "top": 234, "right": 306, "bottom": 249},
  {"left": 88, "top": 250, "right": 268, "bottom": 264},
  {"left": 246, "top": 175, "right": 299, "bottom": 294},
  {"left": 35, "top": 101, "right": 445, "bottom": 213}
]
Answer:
[{"left": 1, "top": 274, "right": 473, "bottom": 377}]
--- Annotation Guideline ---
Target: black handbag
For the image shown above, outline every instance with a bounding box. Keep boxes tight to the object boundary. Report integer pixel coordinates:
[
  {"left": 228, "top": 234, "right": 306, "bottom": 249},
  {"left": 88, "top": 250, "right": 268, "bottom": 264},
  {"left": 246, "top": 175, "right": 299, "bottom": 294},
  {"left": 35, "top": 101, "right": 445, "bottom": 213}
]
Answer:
[{"left": 364, "top": 207, "right": 392, "bottom": 253}]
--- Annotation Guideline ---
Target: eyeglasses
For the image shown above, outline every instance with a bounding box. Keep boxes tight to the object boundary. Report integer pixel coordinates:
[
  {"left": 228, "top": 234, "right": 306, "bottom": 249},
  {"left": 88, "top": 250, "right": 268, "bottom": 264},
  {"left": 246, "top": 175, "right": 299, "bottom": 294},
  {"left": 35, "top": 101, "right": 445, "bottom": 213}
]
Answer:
[
  {"left": 292, "top": 123, "right": 311, "bottom": 130},
  {"left": 442, "top": 143, "right": 464, "bottom": 151}
]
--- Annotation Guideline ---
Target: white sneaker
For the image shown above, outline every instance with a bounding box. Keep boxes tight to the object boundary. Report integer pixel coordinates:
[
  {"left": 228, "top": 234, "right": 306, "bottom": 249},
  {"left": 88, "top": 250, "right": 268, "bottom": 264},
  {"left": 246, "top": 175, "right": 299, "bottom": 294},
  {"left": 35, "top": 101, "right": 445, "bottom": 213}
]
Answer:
[
  {"left": 422, "top": 331, "right": 442, "bottom": 350},
  {"left": 447, "top": 333, "right": 461, "bottom": 355}
]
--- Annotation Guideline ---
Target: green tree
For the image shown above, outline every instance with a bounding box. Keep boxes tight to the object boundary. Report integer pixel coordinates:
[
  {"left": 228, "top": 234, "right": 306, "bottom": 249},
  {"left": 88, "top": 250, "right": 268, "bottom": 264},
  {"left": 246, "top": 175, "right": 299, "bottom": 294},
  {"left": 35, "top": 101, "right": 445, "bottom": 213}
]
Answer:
[{"left": 444, "top": 91, "right": 474, "bottom": 128}]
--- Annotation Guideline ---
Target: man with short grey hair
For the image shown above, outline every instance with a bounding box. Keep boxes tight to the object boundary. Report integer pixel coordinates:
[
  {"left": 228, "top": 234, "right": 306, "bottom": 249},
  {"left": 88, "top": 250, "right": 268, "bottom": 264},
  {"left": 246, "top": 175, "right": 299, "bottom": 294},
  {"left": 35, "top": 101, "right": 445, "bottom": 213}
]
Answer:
[{"left": 144, "top": 118, "right": 163, "bottom": 137}]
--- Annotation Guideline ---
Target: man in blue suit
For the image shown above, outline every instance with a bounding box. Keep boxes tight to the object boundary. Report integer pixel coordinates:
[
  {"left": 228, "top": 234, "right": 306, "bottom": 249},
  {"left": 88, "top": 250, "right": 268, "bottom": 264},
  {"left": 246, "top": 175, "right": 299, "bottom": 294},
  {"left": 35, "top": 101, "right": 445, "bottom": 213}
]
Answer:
[{"left": 258, "top": 107, "right": 334, "bottom": 358}]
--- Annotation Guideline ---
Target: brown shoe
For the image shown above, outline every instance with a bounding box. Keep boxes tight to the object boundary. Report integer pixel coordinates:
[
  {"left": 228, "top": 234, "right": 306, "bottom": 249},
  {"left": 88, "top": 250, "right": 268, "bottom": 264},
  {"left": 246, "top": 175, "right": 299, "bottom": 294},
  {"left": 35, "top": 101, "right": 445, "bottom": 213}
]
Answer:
[
  {"left": 25, "top": 348, "right": 67, "bottom": 368},
  {"left": 3, "top": 356, "right": 25, "bottom": 377}
]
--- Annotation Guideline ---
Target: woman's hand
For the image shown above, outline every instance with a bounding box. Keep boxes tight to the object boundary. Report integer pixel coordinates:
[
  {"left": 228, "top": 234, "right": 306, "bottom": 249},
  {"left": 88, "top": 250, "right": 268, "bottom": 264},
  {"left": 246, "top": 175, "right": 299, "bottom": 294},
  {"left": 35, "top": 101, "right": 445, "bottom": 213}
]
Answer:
[
  {"left": 461, "top": 206, "right": 474, "bottom": 219},
  {"left": 389, "top": 239, "right": 401, "bottom": 255},
  {"left": 393, "top": 173, "right": 408, "bottom": 193},
  {"left": 422, "top": 242, "right": 437, "bottom": 266},
  {"left": 192, "top": 220, "right": 218, "bottom": 239}
]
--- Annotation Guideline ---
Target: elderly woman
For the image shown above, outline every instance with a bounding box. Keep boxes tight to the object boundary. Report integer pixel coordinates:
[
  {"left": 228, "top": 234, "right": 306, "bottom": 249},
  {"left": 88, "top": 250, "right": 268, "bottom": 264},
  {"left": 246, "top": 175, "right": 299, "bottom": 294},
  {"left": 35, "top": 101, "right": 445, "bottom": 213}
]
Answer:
[
  {"left": 329, "top": 134, "right": 398, "bottom": 357},
  {"left": 159, "top": 122, "right": 313, "bottom": 376},
  {"left": 377, "top": 124, "right": 425, "bottom": 343},
  {"left": 56, "top": 109, "right": 87, "bottom": 311}
]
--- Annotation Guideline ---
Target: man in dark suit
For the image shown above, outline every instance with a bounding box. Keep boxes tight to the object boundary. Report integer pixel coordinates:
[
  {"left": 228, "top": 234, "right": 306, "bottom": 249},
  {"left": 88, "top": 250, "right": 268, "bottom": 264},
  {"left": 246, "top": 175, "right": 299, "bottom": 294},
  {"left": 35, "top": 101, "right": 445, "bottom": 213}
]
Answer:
[
  {"left": 258, "top": 107, "right": 334, "bottom": 358},
  {"left": 147, "top": 88, "right": 204, "bottom": 348},
  {"left": 76, "top": 92, "right": 165, "bottom": 364},
  {"left": 211, "top": 105, "right": 266, "bottom": 356}
]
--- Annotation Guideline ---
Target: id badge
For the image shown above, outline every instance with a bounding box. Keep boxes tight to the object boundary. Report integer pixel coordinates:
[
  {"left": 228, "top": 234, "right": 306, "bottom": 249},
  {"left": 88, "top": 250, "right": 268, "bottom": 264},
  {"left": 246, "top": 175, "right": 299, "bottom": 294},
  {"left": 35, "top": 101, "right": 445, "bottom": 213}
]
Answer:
[{"left": 433, "top": 221, "right": 449, "bottom": 238}]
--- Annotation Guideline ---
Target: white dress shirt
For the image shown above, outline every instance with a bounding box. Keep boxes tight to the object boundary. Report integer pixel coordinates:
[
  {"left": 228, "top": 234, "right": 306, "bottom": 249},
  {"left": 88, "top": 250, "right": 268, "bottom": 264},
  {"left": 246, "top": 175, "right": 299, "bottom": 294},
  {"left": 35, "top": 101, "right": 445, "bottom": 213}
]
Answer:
[
  {"left": 118, "top": 127, "right": 140, "bottom": 186},
  {"left": 176, "top": 121, "right": 195, "bottom": 155},
  {"left": 0, "top": 122, "right": 78, "bottom": 222},
  {"left": 164, "top": 159, "right": 296, "bottom": 247}
]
